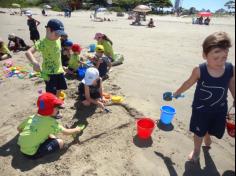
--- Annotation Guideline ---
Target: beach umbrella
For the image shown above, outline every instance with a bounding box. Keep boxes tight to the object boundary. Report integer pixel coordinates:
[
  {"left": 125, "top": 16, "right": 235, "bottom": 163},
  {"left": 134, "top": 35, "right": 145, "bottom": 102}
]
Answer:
[
  {"left": 133, "top": 5, "right": 151, "bottom": 13},
  {"left": 43, "top": 5, "right": 52, "bottom": 9},
  {"left": 12, "top": 3, "right": 21, "bottom": 8},
  {"left": 198, "top": 12, "right": 212, "bottom": 17}
]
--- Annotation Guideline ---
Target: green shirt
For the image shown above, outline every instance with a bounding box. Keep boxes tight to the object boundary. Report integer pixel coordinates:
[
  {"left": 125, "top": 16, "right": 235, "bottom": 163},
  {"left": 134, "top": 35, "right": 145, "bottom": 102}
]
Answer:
[
  {"left": 68, "top": 54, "right": 80, "bottom": 71},
  {"left": 0, "top": 44, "right": 10, "bottom": 55},
  {"left": 17, "top": 115, "right": 63, "bottom": 155},
  {"left": 98, "top": 40, "right": 114, "bottom": 61},
  {"left": 35, "top": 38, "right": 64, "bottom": 75}
]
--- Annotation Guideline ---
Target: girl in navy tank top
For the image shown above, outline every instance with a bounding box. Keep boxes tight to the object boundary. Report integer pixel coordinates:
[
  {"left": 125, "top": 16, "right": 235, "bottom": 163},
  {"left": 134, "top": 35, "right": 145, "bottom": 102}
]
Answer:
[{"left": 173, "top": 32, "right": 235, "bottom": 162}]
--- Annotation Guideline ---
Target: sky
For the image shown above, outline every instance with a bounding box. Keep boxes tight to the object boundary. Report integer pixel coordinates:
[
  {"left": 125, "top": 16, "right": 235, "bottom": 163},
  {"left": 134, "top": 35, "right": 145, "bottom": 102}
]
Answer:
[{"left": 170, "top": 0, "right": 231, "bottom": 12}]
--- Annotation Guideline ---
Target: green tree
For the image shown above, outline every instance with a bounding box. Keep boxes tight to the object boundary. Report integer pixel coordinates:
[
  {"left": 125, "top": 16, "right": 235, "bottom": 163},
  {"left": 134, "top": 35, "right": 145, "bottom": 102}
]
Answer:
[{"left": 224, "top": 0, "right": 235, "bottom": 11}]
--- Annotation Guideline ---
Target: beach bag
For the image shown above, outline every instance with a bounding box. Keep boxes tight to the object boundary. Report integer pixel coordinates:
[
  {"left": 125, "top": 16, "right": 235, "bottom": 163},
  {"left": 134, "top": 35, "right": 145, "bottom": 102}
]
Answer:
[
  {"left": 111, "top": 53, "right": 124, "bottom": 66},
  {"left": 226, "top": 105, "right": 235, "bottom": 138}
]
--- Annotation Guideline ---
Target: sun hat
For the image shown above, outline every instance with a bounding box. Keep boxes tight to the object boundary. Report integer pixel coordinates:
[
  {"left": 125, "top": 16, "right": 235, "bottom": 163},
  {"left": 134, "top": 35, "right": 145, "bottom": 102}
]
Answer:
[
  {"left": 95, "top": 45, "right": 104, "bottom": 52},
  {"left": 94, "top": 33, "right": 104, "bottom": 40},
  {"left": 82, "top": 67, "right": 100, "bottom": 86},
  {"left": 64, "top": 39, "right": 73, "bottom": 47},
  {"left": 72, "top": 44, "right": 82, "bottom": 52},
  {"left": 45, "top": 19, "right": 66, "bottom": 36},
  {"left": 37, "top": 92, "right": 64, "bottom": 116}
]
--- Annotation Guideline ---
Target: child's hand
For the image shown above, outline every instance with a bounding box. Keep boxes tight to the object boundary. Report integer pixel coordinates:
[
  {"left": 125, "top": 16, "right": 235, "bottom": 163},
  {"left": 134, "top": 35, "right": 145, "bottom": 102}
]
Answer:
[
  {"left": 97, "top": 101, "right": 105, "bottom": 110},
  {"left": 33, "top": 62, "right": 41, "bottom": 72}
]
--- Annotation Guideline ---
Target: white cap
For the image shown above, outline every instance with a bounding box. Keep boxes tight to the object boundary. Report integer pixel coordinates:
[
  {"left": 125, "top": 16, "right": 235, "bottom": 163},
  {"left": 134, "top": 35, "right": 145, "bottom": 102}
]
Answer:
[
  {"left": 26, "top": 12, "right": 32, "bottom": 16},
  {"left": 82, "top": 67, "right": 99, "bottom": 86},
  {"left": 8, "top": 33, "right": 15, "bottom": 39}
]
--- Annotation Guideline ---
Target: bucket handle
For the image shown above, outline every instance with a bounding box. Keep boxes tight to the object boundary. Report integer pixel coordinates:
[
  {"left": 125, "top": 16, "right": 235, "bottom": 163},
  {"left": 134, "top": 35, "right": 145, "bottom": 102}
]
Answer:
[{"left": 227, "top": 105, "right": 235, "bottom": 120}]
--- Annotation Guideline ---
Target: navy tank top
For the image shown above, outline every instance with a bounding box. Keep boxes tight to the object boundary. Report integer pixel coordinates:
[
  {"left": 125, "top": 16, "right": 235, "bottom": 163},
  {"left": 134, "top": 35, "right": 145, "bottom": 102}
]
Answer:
[{"left": 192, "top": 62, "right": 234, "bottom": 112}]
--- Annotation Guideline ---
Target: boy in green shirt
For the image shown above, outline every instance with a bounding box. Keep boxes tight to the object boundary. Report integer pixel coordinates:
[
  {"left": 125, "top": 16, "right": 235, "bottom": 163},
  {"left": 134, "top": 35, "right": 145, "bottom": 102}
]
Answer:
[
  {"left": 17, "top": 92, "right": 83, "bottom": 159},
  {"left": 67, "top": 43, "right": 83, "bottom": 74},
  {"left": 26, "top": 19, "right": 67, "bottom": 97}
]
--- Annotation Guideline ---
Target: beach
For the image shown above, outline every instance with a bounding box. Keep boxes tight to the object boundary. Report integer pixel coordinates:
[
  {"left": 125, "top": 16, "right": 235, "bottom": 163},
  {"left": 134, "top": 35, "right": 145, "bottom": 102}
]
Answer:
[{"left": 0, "top": 8, "right": 235, "bottom": 176}]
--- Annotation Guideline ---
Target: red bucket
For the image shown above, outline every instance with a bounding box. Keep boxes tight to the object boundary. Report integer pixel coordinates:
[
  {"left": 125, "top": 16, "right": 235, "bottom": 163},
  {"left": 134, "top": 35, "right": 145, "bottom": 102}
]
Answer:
[
  {"left": 226, "top": 106, "right": 235, "bottom": 138},
  {"left": 137, "top": 118, "right": 155, "bottom": 139},
  {"left": 226, "top": 118, "right": 235, "bottom": 138}
]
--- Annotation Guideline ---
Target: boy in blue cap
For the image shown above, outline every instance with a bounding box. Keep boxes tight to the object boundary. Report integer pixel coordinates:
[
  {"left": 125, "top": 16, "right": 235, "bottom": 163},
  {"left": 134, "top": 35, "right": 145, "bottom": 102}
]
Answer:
[{"left": 26, "top": 19, "right": 67, "bottom": 97}]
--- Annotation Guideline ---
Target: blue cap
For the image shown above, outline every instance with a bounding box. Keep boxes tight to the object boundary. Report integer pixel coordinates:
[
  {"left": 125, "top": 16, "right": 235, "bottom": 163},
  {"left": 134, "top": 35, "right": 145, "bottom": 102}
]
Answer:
[
  {"left": 46, "top": 19, "right": 66, "bottom": 36},
  {"left": 64, "top": 39, "right": 73, "bottom": 47}
]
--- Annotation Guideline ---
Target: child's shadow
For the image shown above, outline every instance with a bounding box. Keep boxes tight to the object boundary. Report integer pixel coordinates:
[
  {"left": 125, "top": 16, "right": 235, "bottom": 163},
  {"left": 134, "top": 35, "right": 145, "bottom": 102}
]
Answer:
[
  {"left": 0, "top": 135, "right": 74, "bottom": 172},
  {"left": 183, "top": 146, "right": 221, "bottom": 176},
  {"left": 66, "top": 100, "right": 97, "bottom": 129}
]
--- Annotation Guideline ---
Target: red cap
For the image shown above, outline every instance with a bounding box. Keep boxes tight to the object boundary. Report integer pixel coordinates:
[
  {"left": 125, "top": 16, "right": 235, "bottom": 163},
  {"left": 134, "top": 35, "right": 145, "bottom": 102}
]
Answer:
[
  {"left": 72, "top": 44, "right": 82, "bottom": 53},
  {"left": 37, "top": 93, "right": 64, "bottom": 116}
]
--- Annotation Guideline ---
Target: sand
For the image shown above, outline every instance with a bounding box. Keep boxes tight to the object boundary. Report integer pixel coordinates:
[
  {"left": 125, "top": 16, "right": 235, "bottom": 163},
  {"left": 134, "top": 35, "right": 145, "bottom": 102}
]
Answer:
[{"left": 0, "top": 8, "right": 235, "bottom": 176}]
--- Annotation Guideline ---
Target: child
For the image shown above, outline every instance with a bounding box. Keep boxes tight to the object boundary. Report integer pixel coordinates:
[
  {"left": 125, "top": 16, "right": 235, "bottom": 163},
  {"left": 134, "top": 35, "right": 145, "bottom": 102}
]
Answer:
[
  {"left": 67, "top": 44, "right": 83, "bottom": 74},
  {"left": 90, "top": 45, "right": 111, "bottom": 79},
  {"left": 27, "top": 13, "right": 40, "bottom": 43},
  {"left": 173, "top": 32, "right": 235, "bottom": 162},
  {"left": 0, "top": 38, "right": 12, "bottom": 61},
  {"left": 78, "top": 67, "right": 106, "bottom": 111},
  {"left": 26, "top": 19, "right": 68, "bottom": 97},
  {"left": 94, "top": 33, "right": 114, "bottom": 62},
  {"left": 17, "top": 93, "right": 83, "bottom": 159},
  {"left": 61, "top": 39, "right": 73, "bottom": 68},
  {"left": 148, "top": 18, "right": 155, "bottom": 28},
  {"left": 8, "top": 34, "right": 29, "bottom": 52}
]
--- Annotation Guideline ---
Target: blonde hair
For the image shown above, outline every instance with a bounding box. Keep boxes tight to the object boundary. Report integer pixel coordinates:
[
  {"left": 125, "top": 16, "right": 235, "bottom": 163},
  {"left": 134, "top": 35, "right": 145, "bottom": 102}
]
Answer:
[{"left": 202, "top": 32, "right": 232, "bottom": 55}]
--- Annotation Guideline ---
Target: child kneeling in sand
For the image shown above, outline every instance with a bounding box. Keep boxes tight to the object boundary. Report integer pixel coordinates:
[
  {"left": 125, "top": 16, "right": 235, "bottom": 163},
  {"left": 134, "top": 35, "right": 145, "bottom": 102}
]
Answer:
[
  {"left": 90, "top": 45, "right": 111, "bottom": 79},
  {"left": 174, "top": 32, "right": 235, "bottom": 162},
  {"left": 17, "top": 93, "right": 83, "bottom": 159},
  {"left": 0, "top": 38, "right": 12, "bottom": 61},
  {"left": 78, "top": 67, "right": 107, "bottom": 111},
  {"left": 66, "top": 44, "right": 83, "bottom": 74}
]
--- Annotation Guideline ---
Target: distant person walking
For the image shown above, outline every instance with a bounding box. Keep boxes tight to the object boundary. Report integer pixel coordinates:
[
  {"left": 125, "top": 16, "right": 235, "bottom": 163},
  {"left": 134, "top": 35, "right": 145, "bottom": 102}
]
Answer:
[{"left": 27, "top": 13, "right": 40, "bottom": 43}]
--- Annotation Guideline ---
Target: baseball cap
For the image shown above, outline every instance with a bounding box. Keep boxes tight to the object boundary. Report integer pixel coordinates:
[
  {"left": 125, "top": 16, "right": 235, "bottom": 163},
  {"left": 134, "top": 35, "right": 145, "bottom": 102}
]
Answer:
[
  {"left": 45, "top": 19, "right": 66, "bottom": 36},
  {"left": 37, "top": 92, "right": 64, "bottom": 116},
  {"left": 82, "top": 67, "right": 100, "bottom": 86},
  {"left": 96, "top": 45, "right": 104, "bottom": 52},
  {"left": 94, "top": 33, "right": 104, "bottom": 40},
  {"left": 72, "top": 44, "right": 82, "bottom": 52},
  {"left": 64, "top": 39, "right": 73, "bottom": 47}
]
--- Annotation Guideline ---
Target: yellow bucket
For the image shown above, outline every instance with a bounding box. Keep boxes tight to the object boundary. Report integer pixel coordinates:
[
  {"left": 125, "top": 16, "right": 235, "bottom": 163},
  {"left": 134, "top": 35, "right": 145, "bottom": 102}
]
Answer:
[
  {"left": 111, "top": 96, "right": 124, "bottom": 103},
  {"left": 59, "top": 91, "right": 66, "bottom": 101}
]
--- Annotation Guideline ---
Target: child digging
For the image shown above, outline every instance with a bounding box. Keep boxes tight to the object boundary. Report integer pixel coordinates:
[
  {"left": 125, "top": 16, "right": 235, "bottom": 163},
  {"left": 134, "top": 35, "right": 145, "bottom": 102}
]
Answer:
[
  {"left": 174, "top": 32, "right": 235, "bottom": 162},
  {"left": 26, "top": 19, "right": 67, "bottom": 97},
  {"left": 17, "top": 93, "right": 84, "bottom": 159}
]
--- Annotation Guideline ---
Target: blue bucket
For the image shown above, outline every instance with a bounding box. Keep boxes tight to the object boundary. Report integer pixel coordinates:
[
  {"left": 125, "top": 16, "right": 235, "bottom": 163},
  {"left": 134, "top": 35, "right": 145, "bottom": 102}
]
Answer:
[
  {"left": 160, "top": 106, "right": 176, "bottom": 125},
  {"left": 77, "top": 67, "right": 87, "bottom": 80},
  {"left": 89, "top": 44, "right": 96, "bottom": 52}
]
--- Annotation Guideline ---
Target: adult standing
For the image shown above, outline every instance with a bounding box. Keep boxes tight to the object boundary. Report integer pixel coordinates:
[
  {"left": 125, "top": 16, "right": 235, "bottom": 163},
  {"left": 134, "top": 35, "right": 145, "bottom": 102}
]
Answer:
[{"left": 27, "top": 13, "right": 40, "bottom": 43}]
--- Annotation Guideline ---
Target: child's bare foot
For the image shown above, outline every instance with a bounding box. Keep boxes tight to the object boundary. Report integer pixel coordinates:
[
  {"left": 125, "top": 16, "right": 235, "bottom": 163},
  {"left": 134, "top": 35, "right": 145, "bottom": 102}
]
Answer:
[{"left": 188, "top": 151, "right": 200, "bottom": 163}]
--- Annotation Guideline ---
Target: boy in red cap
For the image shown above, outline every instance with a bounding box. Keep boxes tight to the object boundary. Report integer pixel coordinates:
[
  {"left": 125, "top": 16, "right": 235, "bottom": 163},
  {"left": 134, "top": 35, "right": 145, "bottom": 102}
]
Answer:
[
  {"left": 66, "top": 43, "right": 83, "bottom": 74},
  {"left": 17, "top": 92, "right": 84, "bottom": 159}
]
